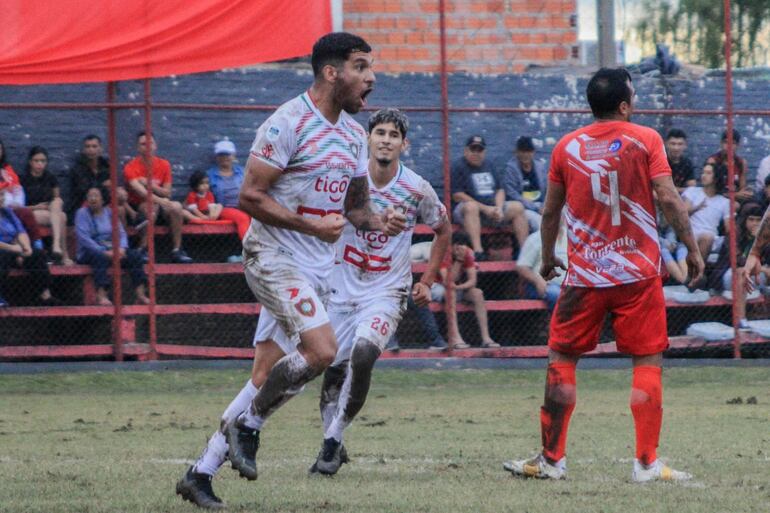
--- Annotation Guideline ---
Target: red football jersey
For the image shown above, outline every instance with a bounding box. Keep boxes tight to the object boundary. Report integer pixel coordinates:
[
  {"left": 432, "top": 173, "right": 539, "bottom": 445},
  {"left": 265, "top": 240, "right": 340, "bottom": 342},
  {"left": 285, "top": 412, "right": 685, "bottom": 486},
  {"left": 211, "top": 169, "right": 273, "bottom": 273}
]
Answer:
[{"left": 549, "top": 120, "right": 671, "bottom": 287}]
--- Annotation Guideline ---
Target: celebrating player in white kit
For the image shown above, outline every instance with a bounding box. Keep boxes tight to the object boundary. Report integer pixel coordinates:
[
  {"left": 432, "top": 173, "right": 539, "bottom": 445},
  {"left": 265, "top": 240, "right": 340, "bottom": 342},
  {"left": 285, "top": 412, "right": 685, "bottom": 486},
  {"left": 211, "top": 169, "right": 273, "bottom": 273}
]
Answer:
[
  {"left": 309, "top": 108, "right": 451, "bottom": 475},
  {"left": 176, "top": 33, "right": 406, "bottom": 509}
]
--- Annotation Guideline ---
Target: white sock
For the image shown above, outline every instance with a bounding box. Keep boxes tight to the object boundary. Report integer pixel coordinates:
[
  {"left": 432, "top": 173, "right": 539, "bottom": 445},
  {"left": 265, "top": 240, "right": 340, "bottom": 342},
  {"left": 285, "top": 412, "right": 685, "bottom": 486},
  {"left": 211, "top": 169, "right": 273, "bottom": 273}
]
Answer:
[
  {"left": 239, "top": 406, "right": 266, "bottom": 431},
  {"left": 324, "top": 368, "right": 354, "bottom": 443},
  {"left": 193, "top": 431, "right": 228, "bottom": 476},
  {"left": 222, "top": 379, "right": 259, "bottom": 425}
]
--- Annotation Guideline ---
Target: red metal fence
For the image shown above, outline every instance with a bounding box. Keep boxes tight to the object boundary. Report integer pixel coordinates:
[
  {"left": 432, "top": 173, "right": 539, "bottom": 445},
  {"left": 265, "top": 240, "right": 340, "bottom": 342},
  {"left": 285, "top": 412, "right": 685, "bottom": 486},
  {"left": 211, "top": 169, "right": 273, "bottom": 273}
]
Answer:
[{"left": 1, "top": 0, "right": 769, "bottom": 360}]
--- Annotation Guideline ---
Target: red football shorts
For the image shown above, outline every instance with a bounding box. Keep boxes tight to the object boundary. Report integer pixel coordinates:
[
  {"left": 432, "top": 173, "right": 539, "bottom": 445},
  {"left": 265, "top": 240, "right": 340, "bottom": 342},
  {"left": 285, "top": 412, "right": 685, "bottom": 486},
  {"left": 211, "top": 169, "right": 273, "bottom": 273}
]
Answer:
[{"left": 549, "top": 277, "right": 668, "bottom": 356}]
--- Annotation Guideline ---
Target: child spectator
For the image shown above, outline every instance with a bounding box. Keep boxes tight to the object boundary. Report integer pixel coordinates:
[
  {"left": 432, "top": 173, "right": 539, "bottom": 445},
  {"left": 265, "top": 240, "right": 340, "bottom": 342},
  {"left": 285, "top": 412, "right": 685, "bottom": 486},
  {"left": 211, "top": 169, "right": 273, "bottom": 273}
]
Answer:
[
  {"left": 0, "top": 189, "right": 60, "bottom": 307},
  {"left": 185, "top": 171, "right": 223, "bottom": 221},
  {"left": 20, "top": 146, "right": 73, "bottom": 265},
  {"left": 75, "top": 187, "right": 148, "bottom": 306},
  {"left": 432, "top": 232, "right": 500, "bottom": 349}
]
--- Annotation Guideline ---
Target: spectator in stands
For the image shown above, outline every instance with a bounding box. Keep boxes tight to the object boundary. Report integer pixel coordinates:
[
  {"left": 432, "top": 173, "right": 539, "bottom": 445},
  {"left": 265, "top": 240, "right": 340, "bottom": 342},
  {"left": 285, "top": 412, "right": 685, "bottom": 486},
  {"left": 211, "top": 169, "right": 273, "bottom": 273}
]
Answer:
[
  {"left": 20, "top": 146, "right": 73, "bottom": 265},
  {"left": 682, "top": 162, "right": 731, "bottom": 260},
  {"left": 123, "top": 131, "right": 193, "bottom": 263},
  {"left": 385, "top": 295, "right": 448, "bottom": 352},
  {"left": 451, "top": 135, "right": 528, "bottom": 260},
  {"left": 69, "top": 135, "right": 110, "bottom": 217},
  {"left": 206, "top": 140, "right": 250, "bottom": 241},
  {"left": 708, "top": 202, "right": 770, "bottom": 327},
  {"left": 706, "top": 129, "right": 752, "bottom": 202},
  {"left": 516, "top": 215, "right": 567, "bottom": 310},
  {"left": 659, "top": 222, "right": 689, "bottom": 285},
  {"left": 75, "top": 187, "right": 148, "bottom": 306},
  {"left": 502, "top": 135, "right": 547, "bottom": 232},
  {"left": 185, "top": 171, "right": 223, "bottom": 221},
  {"left": 753, "top": 174, "right": 770, "bottom": 211},
  {"left": 0, "top": 138, "right": 44, "bottom": 250},
  {"left": 664, "top": 128, "right": 696, "bottom": 191},
  {"left": 754, "top": 151, "right": 770, "bottom": 194},
  {"left": 0, "top": 189, "right": 60, "bottom": 307},
  {"left": 432, "top": 232, "right": 500, "bottom": 349}
]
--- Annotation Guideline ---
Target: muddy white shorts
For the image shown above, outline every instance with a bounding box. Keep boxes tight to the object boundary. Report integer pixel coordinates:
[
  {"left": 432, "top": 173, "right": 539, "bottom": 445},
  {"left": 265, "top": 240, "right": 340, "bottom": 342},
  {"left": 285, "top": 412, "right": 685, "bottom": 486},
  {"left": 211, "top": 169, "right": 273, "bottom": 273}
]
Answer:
[
  {"left": 246, "top": 248, "right": 330, "bottom": 353},
  {"left": 327, "top": 292, "right": 407, "bottom": 366}
]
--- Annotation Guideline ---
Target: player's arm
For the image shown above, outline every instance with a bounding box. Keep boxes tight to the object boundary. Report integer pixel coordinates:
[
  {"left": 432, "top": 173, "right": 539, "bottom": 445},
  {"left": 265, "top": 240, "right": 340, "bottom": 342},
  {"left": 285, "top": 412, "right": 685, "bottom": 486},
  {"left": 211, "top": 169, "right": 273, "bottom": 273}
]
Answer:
[
  {"left": 238, "top": 156, "right": 343, "bottom": 243},
  {"left": 344, "top": 176, "right": 406, "bottom": 236},
  {"left": 742, "top": 206, "right": 770, "bottom": 290},
  {"left": 652, "top": 175, "right": 704, "bottom": 285},
  {"left": 539, "top": 180, "right": 567, "bottom": 281},
  {"left": 412, "top": 218, "right": 451, "bottom": 306}
]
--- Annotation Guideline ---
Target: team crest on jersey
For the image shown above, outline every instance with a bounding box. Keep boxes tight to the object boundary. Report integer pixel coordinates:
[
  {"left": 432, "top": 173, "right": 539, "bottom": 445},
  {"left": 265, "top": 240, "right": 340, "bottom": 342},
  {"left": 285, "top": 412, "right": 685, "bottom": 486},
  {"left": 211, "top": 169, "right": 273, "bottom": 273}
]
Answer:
[
  {"left": 608, "top": 139, "right": 622, "bottom": 153},
  {"left": 261, "top": 144, "right": 274, "bottom": 159},
  {"left": 294, "top": 297, "right": 316, "bottom": 317},
  {"left": 349, "top": 142, "right": 359, "bottom": 159},
  {"left": 266, "top": 126, "right": 281, "bottom": 141}
]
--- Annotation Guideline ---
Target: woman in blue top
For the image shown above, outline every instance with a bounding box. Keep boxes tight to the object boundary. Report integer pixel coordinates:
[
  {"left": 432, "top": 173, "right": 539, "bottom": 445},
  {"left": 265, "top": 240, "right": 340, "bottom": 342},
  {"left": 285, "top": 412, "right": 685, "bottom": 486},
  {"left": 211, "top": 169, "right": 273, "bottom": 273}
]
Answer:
[
  {"left": 74, "top": 187, "right": 148, "bottom": 306},
  {"left": 206, "top": 140, "right": 250, "bottom": 241}
]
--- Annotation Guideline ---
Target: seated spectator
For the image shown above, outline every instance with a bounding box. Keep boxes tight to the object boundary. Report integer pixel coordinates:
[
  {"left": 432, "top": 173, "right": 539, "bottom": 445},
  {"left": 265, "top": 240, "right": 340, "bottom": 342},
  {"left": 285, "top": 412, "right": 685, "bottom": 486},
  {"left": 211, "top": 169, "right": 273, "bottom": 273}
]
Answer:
[
  {"left": 432, "top": 232, "right": 499, "bottom": 349},
  {"left": 0, "top": 138, "right": 43, "bottom": 249},
  {"left": 123, "top": 132, "right": 193, "bottom": 263},
  {"left": 753, "top": 174, "right": 770, "bottom": 211},
  {"left": 0, "top": 190, "right": 60, "bottom": 307},
  {"left": 755, "top": 151, "right": 770, "bottom": 194},
  {"left": 20, "top": 146, "right": 73, "bottom": 265},
  {"left": 385, "top": 295, "right": 448, "bottom": 352},
  {"left": 664, "top": 128, "right": 696, "bottom": 191},
  {"left": 659, "top": 224, "right": 689, "bottom": 285},
  {"left": 75, "top": 187, "right": 148, "bottom": 306},
  {"left": 502, "top": 136, "right": 547, "bottom": 232},
  {"left": 517, "top": 216, "right": 568, "bottom": 310},
  {"left": 707, "top": 202, "right": 770, "bottom": 327},
  {"left": 185, "top": 171, "right": 223, "bottom": 222},
  {"left": 207, "top": 140, "right": 250, "bottom": 240},
  {"left": 451, "top": 135, "right": 528, "bottom": 260},
  {"left": 705, "top": 129, "right": 752, "bottom": 202},
  {"left": 682, "top": 162, "right": 730, "bottom": 260}
]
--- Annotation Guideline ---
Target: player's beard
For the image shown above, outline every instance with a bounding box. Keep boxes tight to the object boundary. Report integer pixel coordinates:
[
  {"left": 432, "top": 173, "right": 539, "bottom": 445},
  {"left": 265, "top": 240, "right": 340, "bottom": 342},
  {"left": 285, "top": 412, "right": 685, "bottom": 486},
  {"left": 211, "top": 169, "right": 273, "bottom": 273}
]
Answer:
[
  {"left": 334, "top": 79, "right": 363, "bottom": 114},
  {"left": 375, "top": 156, "right": 392, "bottom": 166}
]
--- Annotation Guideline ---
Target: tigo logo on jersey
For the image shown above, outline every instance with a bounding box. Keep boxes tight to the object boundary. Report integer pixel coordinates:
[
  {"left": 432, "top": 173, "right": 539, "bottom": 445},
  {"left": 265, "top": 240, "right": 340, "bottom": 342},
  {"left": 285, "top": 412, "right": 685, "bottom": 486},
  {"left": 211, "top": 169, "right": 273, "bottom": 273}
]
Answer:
[
  {"left": 294, "top": 297, "right": 316, "bottom": 317},
  {"left": 315, "top": 175, "right": 349, "bottom": 202},
  {"left": 608, "top": 139, "right": 622, "bottom": 153}
]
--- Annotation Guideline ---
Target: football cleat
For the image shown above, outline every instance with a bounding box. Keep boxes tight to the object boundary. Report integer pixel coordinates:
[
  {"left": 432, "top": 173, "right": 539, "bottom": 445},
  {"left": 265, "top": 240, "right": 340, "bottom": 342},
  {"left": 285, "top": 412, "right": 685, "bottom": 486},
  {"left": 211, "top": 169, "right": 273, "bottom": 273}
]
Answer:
[
  {"left": 632, "top": 459, "right": 692, "bottom": 483},
  {"left": 224, "top": 420, "right": 259, "bottom": 480},
  {"left": 310, "top": 438, "right": 348, "bottom": 476},
  {"left": 503, "top": 454, "right": 566, "bottom": 480},
  {"left": 175, "top": 466, "right": 226, "bottom": 510},
  {"left": 309, "top": 443, "right": 349, "bottom": 474}
]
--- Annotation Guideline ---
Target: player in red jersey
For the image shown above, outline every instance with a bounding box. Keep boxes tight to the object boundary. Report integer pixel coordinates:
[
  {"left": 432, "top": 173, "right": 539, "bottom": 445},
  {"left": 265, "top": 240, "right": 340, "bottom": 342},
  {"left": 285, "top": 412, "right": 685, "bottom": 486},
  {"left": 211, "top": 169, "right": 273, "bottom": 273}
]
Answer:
[{"left": 503, "top": 68, "right": 704, "bottom": 482}]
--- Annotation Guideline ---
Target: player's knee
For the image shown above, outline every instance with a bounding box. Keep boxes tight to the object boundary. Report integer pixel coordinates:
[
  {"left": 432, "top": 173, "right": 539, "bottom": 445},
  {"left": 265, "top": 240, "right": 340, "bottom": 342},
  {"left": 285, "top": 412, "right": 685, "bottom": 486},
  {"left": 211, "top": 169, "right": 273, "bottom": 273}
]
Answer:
[
  {"left": 305, "top": 345, "right": 336, "bottom": 370},
  {"left": 546, "top": 383, "right": 576, "bottom": 405},
  {"left": 350, "top": 338, "right": 380, "bottom": 371}
]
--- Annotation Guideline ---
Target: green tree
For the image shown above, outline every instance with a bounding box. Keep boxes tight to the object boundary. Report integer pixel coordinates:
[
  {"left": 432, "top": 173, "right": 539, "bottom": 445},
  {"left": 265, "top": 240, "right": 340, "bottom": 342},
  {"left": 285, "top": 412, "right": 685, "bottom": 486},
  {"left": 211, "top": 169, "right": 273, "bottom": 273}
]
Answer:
[{"left": 632, "top": 0, "right": 770, "bottom": 68}]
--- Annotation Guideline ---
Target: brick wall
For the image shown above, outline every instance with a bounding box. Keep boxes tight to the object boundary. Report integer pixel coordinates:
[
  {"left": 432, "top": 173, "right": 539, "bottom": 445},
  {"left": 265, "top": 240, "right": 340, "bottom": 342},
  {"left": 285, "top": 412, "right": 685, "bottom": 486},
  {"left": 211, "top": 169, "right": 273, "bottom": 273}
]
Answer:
[{"left": 343, "top": 0, "right": 578, "bottom": 74}]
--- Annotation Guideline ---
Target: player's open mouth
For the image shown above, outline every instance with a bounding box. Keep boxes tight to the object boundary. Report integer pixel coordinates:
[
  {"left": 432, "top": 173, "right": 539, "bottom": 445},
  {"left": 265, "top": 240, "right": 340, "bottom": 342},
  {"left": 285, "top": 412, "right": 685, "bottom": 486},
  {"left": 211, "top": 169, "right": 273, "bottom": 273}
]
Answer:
[{"left": 360, "top": 89, "right": 372, "bottom": 106}]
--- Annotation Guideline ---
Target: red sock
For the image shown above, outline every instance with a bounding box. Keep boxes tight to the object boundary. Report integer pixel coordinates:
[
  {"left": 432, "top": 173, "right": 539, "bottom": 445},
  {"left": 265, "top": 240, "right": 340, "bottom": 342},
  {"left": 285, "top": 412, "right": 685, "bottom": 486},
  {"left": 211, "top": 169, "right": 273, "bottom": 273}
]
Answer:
[
  {"left": 630, "top": 365, "right": 662, "bottom": 466},
  {"left": 540, "top": 362, "right": 577, "bottom": 463}
]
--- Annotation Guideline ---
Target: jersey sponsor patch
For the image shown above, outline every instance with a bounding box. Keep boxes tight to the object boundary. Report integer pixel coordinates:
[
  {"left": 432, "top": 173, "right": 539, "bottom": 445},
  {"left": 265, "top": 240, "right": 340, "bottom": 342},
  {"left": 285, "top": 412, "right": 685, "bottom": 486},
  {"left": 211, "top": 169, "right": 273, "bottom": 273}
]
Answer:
[{"left": 266, "top": 125, "right": 281, "bottom": 141}]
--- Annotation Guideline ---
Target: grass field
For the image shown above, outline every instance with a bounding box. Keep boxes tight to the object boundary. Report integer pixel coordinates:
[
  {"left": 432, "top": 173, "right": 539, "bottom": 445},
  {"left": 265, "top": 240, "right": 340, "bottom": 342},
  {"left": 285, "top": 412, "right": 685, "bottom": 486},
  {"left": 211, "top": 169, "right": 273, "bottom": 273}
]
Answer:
[{"left": 0, "top": 365, "right": 768, "bottom": 513}]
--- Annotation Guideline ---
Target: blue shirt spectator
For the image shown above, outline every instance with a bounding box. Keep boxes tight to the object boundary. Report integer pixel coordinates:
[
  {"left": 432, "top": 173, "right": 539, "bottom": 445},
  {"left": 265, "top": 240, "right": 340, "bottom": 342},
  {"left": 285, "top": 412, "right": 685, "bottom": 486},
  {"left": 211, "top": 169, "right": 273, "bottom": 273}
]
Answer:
[{"left": 207, "top": 140, "right": 245, "bottom": 208}]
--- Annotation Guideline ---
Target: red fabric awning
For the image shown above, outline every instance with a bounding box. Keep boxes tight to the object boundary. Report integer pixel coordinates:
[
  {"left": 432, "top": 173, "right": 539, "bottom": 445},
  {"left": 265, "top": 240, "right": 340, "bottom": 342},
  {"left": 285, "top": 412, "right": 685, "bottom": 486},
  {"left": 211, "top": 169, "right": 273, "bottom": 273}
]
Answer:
[{"left": 0, "top": 0, "right": 331, "bottom": 85}]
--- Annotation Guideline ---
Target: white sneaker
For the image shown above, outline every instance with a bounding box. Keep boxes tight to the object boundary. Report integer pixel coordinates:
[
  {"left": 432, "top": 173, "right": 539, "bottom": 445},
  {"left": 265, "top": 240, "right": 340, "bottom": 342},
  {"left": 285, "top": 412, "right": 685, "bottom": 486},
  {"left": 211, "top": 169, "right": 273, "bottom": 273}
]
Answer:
[
  {"left": 632, "top": 459, "right": 692, "bottom": 483},
  {"left": 503, "top": 454, "right": 566, "bottom": 479}
]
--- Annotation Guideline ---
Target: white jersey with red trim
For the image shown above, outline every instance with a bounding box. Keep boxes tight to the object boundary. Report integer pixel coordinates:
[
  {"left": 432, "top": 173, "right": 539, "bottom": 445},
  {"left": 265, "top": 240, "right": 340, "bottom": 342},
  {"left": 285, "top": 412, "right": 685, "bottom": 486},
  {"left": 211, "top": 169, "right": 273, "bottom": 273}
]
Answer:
[
  {"left": 243, "top": 92, "right": 369, "bottom": 275},
  {"left": 330, "top": 163, "right": 447, "bottom": 305}
]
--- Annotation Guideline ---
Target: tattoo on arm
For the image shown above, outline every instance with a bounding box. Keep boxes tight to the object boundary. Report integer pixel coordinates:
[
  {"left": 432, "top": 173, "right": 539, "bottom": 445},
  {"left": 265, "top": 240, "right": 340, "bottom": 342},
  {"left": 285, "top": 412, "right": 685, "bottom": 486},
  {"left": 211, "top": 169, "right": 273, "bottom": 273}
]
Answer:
[{"left": 344, "top": 176, "right": 383, "bottom": 231}]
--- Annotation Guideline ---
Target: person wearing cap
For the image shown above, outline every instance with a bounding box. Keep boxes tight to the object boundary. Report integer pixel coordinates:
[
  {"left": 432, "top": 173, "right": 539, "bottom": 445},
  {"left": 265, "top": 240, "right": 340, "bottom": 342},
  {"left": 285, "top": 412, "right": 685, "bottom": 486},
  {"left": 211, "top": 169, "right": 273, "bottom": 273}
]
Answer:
[
  {"left": 206, "top": 139, "right": 250, "bottom": 241},
  {"left": 705, "top": 129, "right": 751, "bottom": 202},
  {"left": 451, "top": 135, "right": 528, "bottom": 260},
  {"left": 502, "top": 135, "right": 548, "bottom": 233}
]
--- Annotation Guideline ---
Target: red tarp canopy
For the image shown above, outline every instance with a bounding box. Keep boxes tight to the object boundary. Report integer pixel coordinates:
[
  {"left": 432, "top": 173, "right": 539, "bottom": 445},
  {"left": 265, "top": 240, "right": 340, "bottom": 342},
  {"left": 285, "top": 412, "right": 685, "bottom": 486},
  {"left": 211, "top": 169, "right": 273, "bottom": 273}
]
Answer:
[{"left": 0, "top": 0, "right": 331, "bottom": 85}]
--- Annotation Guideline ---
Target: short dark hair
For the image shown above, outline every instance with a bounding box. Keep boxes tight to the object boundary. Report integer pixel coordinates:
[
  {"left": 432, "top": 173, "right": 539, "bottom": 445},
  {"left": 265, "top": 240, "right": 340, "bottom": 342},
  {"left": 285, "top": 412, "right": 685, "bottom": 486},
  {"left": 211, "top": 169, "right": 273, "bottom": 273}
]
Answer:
[
  {"left": 721, "top": 128, "right": 741, "bottom": 145},
  {"left": 83, "top": 134, "right": 102, "bottom": 143},
  {"left": 368, "top": 108, "right": 409, "bottom": 138},
  {"left": 136, "top": 131, "right": 153, "bottom": 141},
  {"left": 666, "top": 128, "right": 687, "bottom": 140},
  {"left": 705, "top": 162, "right": 728, "bottom": 194},
  {"left": 452, "top": 231, "right": 471, "bottom": 248},
  {"left": 189, "top": 170, "right": 208, "bottom": 191},
  {"left": 586, "top": 67, "right": 633, "bottom": 119},
  {"left": 87, "top": 185, "right": 107, "bottom": 203},
  {"left": 311, "top": 32, "right": 372, "bottom": 77}
]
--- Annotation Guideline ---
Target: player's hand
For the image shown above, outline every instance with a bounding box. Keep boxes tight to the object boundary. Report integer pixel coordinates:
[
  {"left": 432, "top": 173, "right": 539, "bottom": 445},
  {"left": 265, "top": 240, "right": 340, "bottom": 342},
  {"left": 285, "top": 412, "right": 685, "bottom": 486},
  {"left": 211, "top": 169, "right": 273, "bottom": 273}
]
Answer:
[
  {"left": 314, "top": 213, "right": 346, "bottom": 243},
  {"left": 685, "top": 249, "right": 705, "bottom": 288},
  {"left": 382, "top": 207, "right": 407, "bottom": 236},
  {"left": 741, "top": 253, "right": 762, "bottom": 292},
  {"left": 412, "top": 281, "right": 432, "bottom": 307},
  {"left": 540, "top": 257, "right": 566, "bottom": 281}
]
